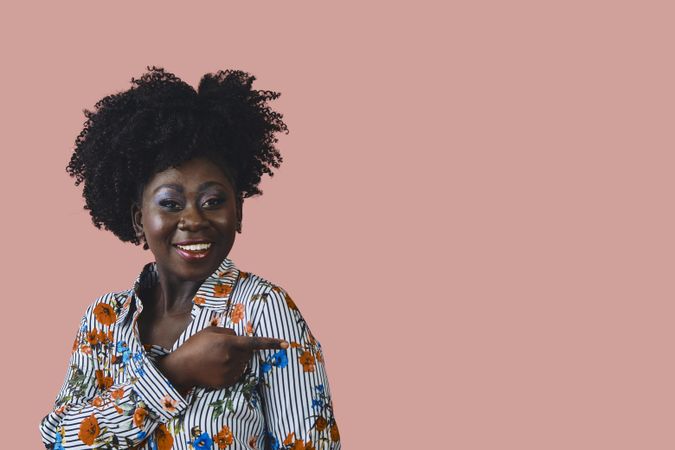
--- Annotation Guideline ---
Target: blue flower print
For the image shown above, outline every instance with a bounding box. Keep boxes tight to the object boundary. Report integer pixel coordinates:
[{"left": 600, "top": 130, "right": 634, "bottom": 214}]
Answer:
[
  {"left": 191, "top": 432, "right": 213, "bottom": 449},
  {"left": 260, "top": 349, "right": 287, "bottom": 375},
  {"left": 116, "top": 341, "right": 128, "bottom": 353},
  {"left": 270, "top": 350, "right": 288, "bottom": 368},
  {"left": 267, "top": 432, "right": 280, "bottom": 450},
  {"left": 53, "top": 431, "right": 64, "bottom": 450},
  {"left": 116, "top": 341, "right": 131, "bottom": 364}
]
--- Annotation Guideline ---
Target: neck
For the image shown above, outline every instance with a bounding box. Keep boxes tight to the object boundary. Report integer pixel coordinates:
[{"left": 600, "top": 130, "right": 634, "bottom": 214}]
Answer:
[{"left": 151, "top": 267, "right": 204, "bottom": 316}]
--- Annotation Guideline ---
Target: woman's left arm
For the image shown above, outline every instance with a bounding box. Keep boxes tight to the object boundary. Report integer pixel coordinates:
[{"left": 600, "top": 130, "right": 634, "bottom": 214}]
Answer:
[
  {"left": 254, "top": 285, "right": 341, "bottom": 450},
  {"left": 39, "top": 301, "right": 189, "bottom": 449}
]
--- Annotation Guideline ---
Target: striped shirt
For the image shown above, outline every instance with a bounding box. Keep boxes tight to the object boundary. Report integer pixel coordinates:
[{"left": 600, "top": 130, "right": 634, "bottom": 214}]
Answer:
[{"left": 39, "top": 258, "right": 340, "bottom": 450}]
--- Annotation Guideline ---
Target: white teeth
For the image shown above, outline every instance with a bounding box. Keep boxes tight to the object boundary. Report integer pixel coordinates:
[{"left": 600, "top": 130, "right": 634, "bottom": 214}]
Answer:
[{"left": 176, "top": 243, "right": 211, "bottom": 251}]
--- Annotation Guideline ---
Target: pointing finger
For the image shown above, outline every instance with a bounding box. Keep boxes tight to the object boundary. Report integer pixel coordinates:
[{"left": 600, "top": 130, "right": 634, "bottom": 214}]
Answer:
[
  {"left": 208, "top": 326, "right": 237, "bottom": 335},
  {"left": 234, "top": 336, "right": 289, "bottom": 351}
]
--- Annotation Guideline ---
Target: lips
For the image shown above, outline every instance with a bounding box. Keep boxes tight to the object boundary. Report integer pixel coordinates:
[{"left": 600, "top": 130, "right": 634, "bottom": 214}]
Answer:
[
  {"left": 175, "top": 242, "right": 212, "bottom": 251},
  {"left": 173, "top": 241, "right": 213, "bottom": 261}
]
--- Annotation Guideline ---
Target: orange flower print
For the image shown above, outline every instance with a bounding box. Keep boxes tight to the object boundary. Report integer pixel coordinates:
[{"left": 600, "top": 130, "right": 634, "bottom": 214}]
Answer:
[
  {"left": 111, "top": 387, "right": 125, "bottom": 400},
  {"left": 330, "top": 422, "right": 340, "bottom": 442},
  {"left": 78, "top": 414, "right": 100, "bottom": 446},
  {"left": 239, "top": 271, "right": 249, "bottom": 280},
  {"left": 298, "top": 351, "right": 316, "bottom": 372},
  {"left": 114, "top": 404, "right": 123, "bottom": 414},
  {"left": 283, "top": 433, "right": 295, "bottom": 446},
  {"left": 248, "top": 435, "right": 257, "bottom": 449},
  {"left": 93, "top": 302, "right": 117, "bottom": 326},
  {"left": 91, "top": 396, "right": 103, "bottom": 407},
  {"left": 133, "top": 407, "right": 148, "bottom": 428},
  {"left": 245, "top": 321, "right": 254, "bottom": 336},
  {"left": 155, "top": 423, "right": 174, "bottom": 450},
  {"left": 86, "top": 329, "right": 99, "bottom": 346},
  {"left": 72, "top": 335, "right": 79, "bottom": 354},
  {"left": 214, "top": 283, "right": 232, "bottom": 297},
  {"left": 314, "top": 416, "right": 328, "bottom": 432},
  {"left": 80, "top": 344, "right": 92, "bottom": 355},
  {"left": 194, "top": 296, "right": 206, "bottom": 305},
  {"left": 215, "top": 425, "right": 234, "bottom": 448},
  {"left": 95, "top": 370, "right": 113, "bottom": 390},
  {"left": 290, "top": 439, "right": 311, "bottom": 450},
  {"left": 284, "top": 293, "right": 298, "bottom": 311},
  {"left": 96, "top": 329, "right": 108, "bottom": 345},
  {"left": 161, "top": 395, "right": 178, "bottom": 413},
  {"left": 289, "top": 341, "right": 302, "bottom": 348},
  {"left": 316, "top": 351, "right": 324, "bottom": 364},
  {"left": 230, "top": 303, "right": 245, "bottom": 324}
]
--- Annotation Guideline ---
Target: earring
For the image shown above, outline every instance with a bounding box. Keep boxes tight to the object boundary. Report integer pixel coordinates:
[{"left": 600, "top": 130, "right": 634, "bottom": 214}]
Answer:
[{"left": 136, "top": 230, "right": 149, "bottom": 250}]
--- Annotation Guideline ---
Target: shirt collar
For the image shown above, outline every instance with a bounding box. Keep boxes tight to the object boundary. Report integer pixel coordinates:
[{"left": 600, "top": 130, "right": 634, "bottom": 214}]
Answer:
[{"left": 117, "top": 257, "right": 240, "bottom": 324}]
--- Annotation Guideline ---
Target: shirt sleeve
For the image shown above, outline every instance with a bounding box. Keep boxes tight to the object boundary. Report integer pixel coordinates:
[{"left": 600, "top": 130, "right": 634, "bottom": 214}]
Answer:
[
  {"left": 39, "top": 302, "right": 189, "bottom": 449},
  {"left": 254, "top": 286, "right": 341, "bottom": 450}
]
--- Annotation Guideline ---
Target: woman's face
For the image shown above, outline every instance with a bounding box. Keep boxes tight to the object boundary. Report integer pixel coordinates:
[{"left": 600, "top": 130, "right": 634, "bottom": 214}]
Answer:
[{"left": 132, "top": 157, "right": 241, "bottom": 283}]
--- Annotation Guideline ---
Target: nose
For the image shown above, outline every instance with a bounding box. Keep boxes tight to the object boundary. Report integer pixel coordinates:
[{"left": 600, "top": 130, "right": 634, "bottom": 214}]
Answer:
[{"left": 178, "top": 204, "right": 207, "bottom": 231}]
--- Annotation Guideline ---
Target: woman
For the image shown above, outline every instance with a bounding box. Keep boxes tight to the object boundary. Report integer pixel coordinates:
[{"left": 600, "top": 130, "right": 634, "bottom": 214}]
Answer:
[{"left": 39, "top": 67, "right": 340, "bottom": 450}]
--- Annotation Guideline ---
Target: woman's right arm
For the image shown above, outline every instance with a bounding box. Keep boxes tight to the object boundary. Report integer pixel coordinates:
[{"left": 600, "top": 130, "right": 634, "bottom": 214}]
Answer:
[{"left": 39, "top": 303, "right": 189, "bottom": 449}]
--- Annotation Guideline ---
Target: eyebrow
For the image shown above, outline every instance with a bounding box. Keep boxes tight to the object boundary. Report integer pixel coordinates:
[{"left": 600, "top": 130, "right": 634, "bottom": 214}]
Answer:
[{"left": 152, "top": 181, "right": 229, "bottom": 194}]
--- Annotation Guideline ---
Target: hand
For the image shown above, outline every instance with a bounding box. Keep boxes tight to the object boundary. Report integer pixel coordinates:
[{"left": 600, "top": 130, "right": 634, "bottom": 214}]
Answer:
[{"left": 157, "top": 326, "right": 288, "bottom": 393}]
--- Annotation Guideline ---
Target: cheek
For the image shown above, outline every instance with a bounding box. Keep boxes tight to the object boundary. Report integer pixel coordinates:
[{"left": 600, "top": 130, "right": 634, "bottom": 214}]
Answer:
[
  {"left": 144, "top": 213, "right": 175, "bottom": 240},
  {"left": 211, "top": 206, "right": 238, "bottom": 227},
  {"left": 212, "top": 216, "right": 237, "bottom": 233}
]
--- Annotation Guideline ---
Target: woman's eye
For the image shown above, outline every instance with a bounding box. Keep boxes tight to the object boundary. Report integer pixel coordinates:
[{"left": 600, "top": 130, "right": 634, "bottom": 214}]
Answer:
[
  {"left": 203, "top": 198, "right": 224, "bottom": 208},
  {"left": 159, "top": 200, "right": 182, "bottom": 210}
]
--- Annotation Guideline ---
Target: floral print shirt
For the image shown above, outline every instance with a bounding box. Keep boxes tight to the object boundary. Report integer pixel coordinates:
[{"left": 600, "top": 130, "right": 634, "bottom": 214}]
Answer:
[{"left": 39, "top": 258, "right": 340, "bottom": 450}]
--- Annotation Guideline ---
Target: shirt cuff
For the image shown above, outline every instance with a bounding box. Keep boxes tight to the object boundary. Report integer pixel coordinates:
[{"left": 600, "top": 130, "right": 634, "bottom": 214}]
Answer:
[{"left": 128, "top": 353, "right": 188, "bottom": 423}]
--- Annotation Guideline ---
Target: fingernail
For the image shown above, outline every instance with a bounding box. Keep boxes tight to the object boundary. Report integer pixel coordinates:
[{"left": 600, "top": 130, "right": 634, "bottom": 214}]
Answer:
[{"left": 280, "top": 341, "right": 289, "bottom": 349}]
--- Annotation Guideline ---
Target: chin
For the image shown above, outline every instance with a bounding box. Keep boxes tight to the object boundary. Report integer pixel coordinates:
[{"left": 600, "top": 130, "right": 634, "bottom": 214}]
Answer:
[{"left": 177, "top": 260, "right": 220, "bottom": 279}]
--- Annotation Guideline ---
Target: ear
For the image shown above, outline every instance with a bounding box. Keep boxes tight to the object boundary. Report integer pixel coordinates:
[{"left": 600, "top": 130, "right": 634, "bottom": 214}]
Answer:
[
  {"left": 236, "top": 196, "right": 244, "bottom": 233},
  {"left": 131, "top": 202, "right": 144, "bottom": 238}
]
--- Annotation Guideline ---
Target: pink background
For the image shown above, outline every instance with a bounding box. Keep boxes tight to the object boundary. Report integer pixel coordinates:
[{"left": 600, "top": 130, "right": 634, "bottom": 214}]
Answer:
[{"left": 2, "top": 1, "right": 673, "bottom": 448}]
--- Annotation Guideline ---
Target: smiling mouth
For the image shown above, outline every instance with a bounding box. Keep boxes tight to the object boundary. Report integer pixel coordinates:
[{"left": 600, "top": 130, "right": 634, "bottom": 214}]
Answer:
[
  {"left": 173, "top": 242, "right": 213, "bottom": 260},
  {"left": 175, "top": 242, "right": 212, "bottom": 252}
]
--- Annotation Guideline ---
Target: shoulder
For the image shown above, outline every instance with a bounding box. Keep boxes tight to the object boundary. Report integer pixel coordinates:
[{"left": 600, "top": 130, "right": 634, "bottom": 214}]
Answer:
[
  {"left": 236, "top": 271, "right": 325, "bottom": 364},
  {"left": 235, "top": 270, "right": 298, "bottom": 310},
  {"left": 235, "top": 270, "right": 314, "bottom": 340},
  {"left": 79, "top": 289, "right": 133, "bottom": 329}
]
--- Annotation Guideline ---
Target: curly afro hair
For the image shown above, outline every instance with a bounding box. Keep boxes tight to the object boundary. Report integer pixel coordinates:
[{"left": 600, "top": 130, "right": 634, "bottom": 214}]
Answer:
[{"left": 66, "top": 66, "right": 288, "bottom": 246}]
